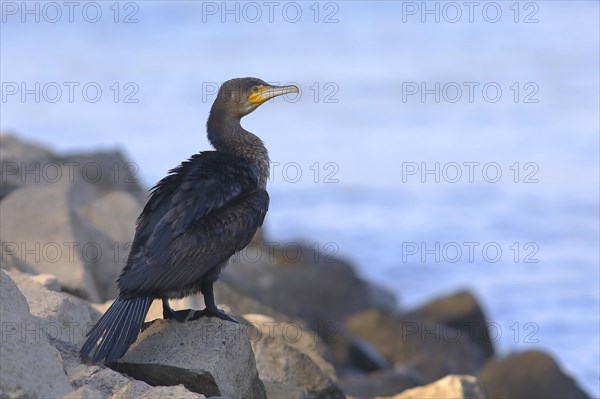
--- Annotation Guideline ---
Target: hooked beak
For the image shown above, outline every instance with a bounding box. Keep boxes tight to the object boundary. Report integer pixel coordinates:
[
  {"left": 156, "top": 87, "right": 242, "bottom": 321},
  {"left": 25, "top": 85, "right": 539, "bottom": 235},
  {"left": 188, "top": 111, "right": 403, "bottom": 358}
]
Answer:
[{"left": 248, "top": 84, "right": 299, "bottom": 104}]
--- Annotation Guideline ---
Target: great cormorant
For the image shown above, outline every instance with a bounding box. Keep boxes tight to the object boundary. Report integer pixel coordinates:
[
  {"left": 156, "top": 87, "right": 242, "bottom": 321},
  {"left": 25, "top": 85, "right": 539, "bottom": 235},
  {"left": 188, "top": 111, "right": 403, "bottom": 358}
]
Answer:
[{"left": 80, "top": 77, "right": 299, "bottom": 363}]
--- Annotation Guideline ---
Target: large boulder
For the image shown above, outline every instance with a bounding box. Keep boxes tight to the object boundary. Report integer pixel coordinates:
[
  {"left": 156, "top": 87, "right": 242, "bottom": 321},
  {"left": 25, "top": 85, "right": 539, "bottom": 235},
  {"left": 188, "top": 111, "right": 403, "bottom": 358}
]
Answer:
[
  {"left": 340, "top": 368, "right": 422, "bottom": 398},
  {"left": 0, "top": 270, "right": 74, "bottom": 398},
  {"left": 0, "top": 133, "right": 58, "bottom": 199},
  {"left": 117, "top": 384, "right": 206, "bottom": 399},
  {"left": 244, "top": 314, "right": 345, "bottom": 398},
  {"left": 0, "top": 182, "right": 130, "bottom": 301},
  {"left": 114, "top": 318, "right": 266, "bottom": 399},
  {"left": 7, "top": 269, "right": 98, "bottom": 346},
  {"left": 345, "top": 309, "right": 486, "bottom": 383},
  {"left": 222, "top": 242, "right": 396, "bottom": 325},
  {"left": 324, "top": 325, "right": 391, "bottom": 374},
  {"left": 78, "top": 190, "right": 142, "bottom": 245},
  {"left": 478, "top": 351, "right": 590, "bottom": 399},
  {"left": 61, "top": 150, "right": 146, "bottom": 203},
  {"left": 405, "top": 291, "right": 494, "bottom": 360},
  {"left": 0, "top": 134, "right": 145, "bottom": 206},
  {"left": 377, "top": 375, "right": 486, "bottom": 399}
]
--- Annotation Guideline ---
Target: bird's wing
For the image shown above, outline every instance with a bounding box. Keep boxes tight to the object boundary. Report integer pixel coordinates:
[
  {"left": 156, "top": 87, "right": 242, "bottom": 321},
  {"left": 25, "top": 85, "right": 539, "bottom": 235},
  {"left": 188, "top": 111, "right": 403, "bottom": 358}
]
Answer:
[{"left": 117, "top": 152, "right": 269, "bottom": 296}]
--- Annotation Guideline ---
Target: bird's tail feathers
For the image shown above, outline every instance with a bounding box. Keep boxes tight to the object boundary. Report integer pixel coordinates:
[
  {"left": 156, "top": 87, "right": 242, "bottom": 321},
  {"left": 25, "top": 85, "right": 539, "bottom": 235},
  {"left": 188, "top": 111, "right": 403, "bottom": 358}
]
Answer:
[{"left": 80, "top": 296, "right": 152, "bottom": 363}]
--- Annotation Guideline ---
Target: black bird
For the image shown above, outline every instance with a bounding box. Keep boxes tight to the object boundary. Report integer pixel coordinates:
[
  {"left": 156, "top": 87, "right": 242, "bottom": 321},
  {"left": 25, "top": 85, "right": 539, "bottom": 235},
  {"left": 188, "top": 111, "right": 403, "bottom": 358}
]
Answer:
[{"left": 80, "top": 77, "right": 299, "bottom": 363}]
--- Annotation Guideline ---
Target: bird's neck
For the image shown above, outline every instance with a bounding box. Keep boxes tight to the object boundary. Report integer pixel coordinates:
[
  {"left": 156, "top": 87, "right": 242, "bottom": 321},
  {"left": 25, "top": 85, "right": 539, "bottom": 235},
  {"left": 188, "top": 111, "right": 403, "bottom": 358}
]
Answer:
[{"left": 207, "top": 108, "right": 270, "bottom": 188}]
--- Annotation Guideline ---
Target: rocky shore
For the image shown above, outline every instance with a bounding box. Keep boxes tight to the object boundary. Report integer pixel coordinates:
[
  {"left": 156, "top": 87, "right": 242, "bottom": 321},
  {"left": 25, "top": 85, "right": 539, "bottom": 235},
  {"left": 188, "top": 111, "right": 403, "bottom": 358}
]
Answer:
[{"left": 0, "top": 133, "right": 591, "bottom": 398}]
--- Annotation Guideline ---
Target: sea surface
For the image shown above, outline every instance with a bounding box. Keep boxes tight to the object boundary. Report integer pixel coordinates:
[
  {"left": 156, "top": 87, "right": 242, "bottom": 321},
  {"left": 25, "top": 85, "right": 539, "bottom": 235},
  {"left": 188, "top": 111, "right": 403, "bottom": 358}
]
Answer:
[{"left": 2, "top": 1, "right": 599, "bottom": 396}]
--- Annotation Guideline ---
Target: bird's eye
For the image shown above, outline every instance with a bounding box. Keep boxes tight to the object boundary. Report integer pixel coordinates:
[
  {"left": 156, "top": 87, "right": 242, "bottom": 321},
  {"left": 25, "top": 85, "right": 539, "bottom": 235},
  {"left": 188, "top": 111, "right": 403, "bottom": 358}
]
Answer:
[{"left": 251, "top": 86, "right": 259, "bottom": 93}]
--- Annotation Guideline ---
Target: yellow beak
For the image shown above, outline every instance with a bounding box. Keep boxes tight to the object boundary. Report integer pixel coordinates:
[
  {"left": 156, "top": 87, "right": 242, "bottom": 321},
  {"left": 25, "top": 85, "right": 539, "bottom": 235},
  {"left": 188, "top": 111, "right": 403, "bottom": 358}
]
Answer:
[{"left": 248, "top": 84, "right": 299, "bottom": 104}]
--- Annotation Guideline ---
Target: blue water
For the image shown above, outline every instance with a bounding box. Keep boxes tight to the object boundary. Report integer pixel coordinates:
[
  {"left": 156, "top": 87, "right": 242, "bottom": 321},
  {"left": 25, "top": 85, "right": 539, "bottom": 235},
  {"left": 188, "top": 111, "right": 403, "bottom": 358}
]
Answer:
[{"left": 2, "top": 1, "right": 599, "bottom": 396}]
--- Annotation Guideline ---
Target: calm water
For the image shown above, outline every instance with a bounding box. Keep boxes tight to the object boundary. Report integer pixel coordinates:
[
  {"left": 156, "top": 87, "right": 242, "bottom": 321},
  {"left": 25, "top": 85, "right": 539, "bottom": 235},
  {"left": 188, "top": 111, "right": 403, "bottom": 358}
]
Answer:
[{"left": 2, "top": 2, "right": 599, "bottom": 396}]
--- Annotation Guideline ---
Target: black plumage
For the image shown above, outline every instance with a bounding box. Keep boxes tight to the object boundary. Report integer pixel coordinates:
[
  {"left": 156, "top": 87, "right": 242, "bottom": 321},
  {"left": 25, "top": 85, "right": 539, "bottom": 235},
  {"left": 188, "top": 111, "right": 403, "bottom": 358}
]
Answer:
[{"left": 80, "top": 78, "right": 298, "bottom": 363}]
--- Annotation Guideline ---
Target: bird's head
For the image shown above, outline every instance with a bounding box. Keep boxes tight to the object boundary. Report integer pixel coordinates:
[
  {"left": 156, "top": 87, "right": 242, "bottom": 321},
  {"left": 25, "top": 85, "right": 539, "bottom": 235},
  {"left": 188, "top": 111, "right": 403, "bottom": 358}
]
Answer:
[{"left": 213, "top": 77, "right": 299, "bottom": 118}]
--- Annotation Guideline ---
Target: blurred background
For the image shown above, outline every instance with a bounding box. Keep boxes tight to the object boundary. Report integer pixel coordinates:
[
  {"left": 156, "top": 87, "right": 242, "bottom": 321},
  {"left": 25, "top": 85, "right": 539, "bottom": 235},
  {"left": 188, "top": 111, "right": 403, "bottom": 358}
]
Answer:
[{"left": 2, "top": 1, "right": 599, "bottom": 396}]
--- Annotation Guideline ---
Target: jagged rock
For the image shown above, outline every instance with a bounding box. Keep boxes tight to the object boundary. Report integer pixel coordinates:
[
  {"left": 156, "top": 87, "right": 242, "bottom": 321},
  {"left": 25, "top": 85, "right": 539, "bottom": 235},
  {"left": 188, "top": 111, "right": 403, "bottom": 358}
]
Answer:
[
  {"left": 215, "top": 281, "right": 295, "bottom": 322},
  {"left": 378, "top": 375, "right": 486, "bottom": 399},
  {"left": 7, "top": 269, "right": 97, "bottom": 346},
  {"left": 222, "top": 243, "right": 396, "bottom": 325},
  {"left": 478, "top": 351, "right": 590, "bottom": 399},
  {"left": 114, "top": 318, "right": 266, "bottom": 399},
  {"left": 323, "top": 325, "right": 391, "bottom": 374},
  {"left": 0, "top": 270, "right": 73, "bottom": 398},
  {"left": 0, "top": 183, "right": 101, "bottom": 300},
  {"left": 0, "top": 182, "right": 131, "bottom": 301},
  {"left": 30, "top": 273, "right": 61, "bottom": 291},
  {"left": 244, "top": 314, "right": 345, "bottom": 398},
  {"left": 133, "top": 385, "right": 206, "bottom": 399},
  {"left": 70, "top": 363, "right": 139, "bottom": 396},
  {"left": 345, "top": 310, "right": 486, "bottom": 383},
  {"left": 0, "top": 252, "right": 25, "bottom": 272},
  {"left": 61, "top": 385, "right": 106, "bottom": 399},
  {"left": 340, "top": 368, "right": 422, "bottom": 398},
  {"left": 405, "top": 291, "right": 494, "bottom": 359},
  {"left": 78, "top": 190, "right": 142, "bottom": 245},
  {"left": 59, "top": 340, "right": 150, "bottom": 399},
  {"left": 0, "top": 133, "right": 58, "bottom": 199},
  {"left": 109, "top": 381, "right": 152, "bottom": 399},
  {"left": 61, "top": 150, "right": 146, "bottom": 203},
  {"left": 0, "top": 134, "right": 143, "bottom": 206}
]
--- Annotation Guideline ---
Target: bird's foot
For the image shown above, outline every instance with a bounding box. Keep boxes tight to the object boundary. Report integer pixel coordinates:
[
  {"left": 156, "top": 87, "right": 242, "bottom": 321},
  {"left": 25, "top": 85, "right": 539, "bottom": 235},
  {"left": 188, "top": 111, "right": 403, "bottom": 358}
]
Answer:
[
  {"left": 189, "top": 307, "right": 239, "bottom": 323},
  {"left": 163, "top": 307, "right": 191, "bottom": 323}
]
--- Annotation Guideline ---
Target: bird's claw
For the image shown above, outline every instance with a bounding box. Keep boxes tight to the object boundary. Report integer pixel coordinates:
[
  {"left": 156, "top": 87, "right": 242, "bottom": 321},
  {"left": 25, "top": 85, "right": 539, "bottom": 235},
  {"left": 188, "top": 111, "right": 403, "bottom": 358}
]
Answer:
[
  {"left": 163, "top": 308, "right": 190, "bottom": 323},
  {"left": 189, "top": 307, "right": 239, "bottom": 323}
]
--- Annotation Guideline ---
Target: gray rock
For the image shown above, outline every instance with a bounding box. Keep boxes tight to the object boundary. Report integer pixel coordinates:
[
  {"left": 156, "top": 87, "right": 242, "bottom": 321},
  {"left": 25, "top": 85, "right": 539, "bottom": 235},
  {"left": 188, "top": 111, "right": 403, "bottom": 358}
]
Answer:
[
  {"left": 8, "top": 269, "right": 95, "bottom": 347},
  {"left": 0, "top": 134, "right": 139, "bottom": 207},
  {"left": 378, "top": 375, "right": 486, "bottom": 399},
  {"left": 345, "top": 310, "right": 486, "bottom": 383},
  {"left": 134, "top": 385, "right": 206, "bottom": 399},
  {"left": 109, "top": 380, "right": 152, "bottom": 399},
  {"left": 245, "top": 314, "right": 345, "bottom": 399},
  {"left": 478, "top": 350, "right": 590, "bottom": 399},
  {"left": 215, "top": 281, "right": 295, "bottom": 322},
  {"left": 340, "top": 368, "right": 422, "bottom": 398},
  {"left": 0, "top": 133, "right": 58, "bottom": 199},
  {"left": 222, "top": 242, "right": 397, "bottom": 325},
  {"left": 0, "top": 252, "right": 20, "bottom": 272},
  {"left": 59, "top": 342, "right": 151, "bottom": 399},
  {"left": 405, "top": 291, "right": 494, "bottom": 360},
  {"left": 78, "top": 190, "right": 142, "bottom": 245},
  {"left": 30, "top": 273, "right": 61, "bottom": 291},
  {"left": 70, "top": 364, "right": 136, "bottom": 396},
  {"left": 0, "top": 181, "right": 133, "bottom": 301},
  {"left": 114, "top": 318, "right": 266, "bottom": 399},
  {"left": 71, "top": 207, "right": 127, "bottom": 300},
  {"left": 323, "top": 325, "right": 391, "bottom": 374},
  {"left": 0, "top": 270, "right": 74, "bottom": 398},
  {"left": 0, "top": 183, "right": 102, "bottom": 301},
  {"left": 61, "top": 150, "right": 146, "bottom": 204},
  {"left": 61, "top": 385, "right": 106, "bottom": 399}
]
